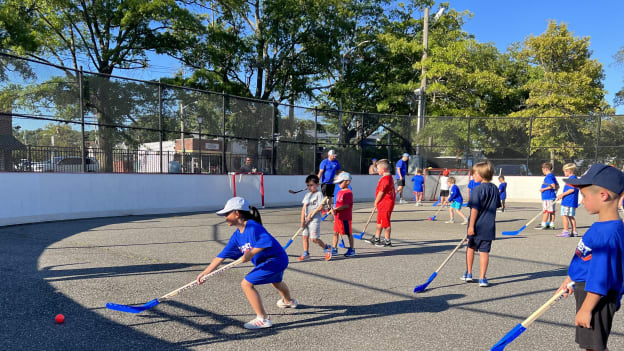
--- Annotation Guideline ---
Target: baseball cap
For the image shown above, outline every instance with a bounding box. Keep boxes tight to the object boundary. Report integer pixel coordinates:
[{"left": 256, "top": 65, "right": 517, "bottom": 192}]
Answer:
[
  {"left": 333, "top": 172, "right": 352, "bottom": 184},
  {"left": 372, "top": 158, "right": 377, "bottom": 161},
  {"left": 328, "top": 149, "right": 337, "bottom": 156},
  {"left": 443, "top": 169, "right": 450, "bottom": 176},
  {"left": 402, "top": 153, "right": 409, "bottom": 157},
  {"left": 564, "top": 164, "right": 624, "bottom": 194},
  {"left": 216, "top": 197, "right": 250, "bottom": 215}
]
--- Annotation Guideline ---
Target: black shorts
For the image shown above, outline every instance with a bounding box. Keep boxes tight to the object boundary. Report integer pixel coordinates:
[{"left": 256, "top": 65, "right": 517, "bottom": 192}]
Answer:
[
  {"left": 321, "top": 183, "right": 336, "bottom": 197},
  {"left": 574, "top": 282, "right": 619, "bottom": 350},
  {"left": 440, "top": 189, "right": 450, "bottom": 197},
  {"left": 397, "top": 178, "right": 405, "bottom": 187},
  {"left": 467, "top": 236, "right": 491, "bottom": 253}
]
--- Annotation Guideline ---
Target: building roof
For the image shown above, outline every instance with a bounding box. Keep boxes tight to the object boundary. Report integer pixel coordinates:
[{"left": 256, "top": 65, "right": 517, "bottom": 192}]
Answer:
[{"left": 0, "top": 135, "right": 25, "bottom": 149}]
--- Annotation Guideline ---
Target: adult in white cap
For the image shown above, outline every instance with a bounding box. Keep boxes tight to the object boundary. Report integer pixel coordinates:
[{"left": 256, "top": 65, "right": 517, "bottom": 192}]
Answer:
[
  {"left": 196, "top": 197, "right": 298, "bottom": 330},
  {"left": 396, "top": 153, "right": 410, "bottom": 204},
  {"left": 317, "top": 149, "right": 341, "bottom": 209}
]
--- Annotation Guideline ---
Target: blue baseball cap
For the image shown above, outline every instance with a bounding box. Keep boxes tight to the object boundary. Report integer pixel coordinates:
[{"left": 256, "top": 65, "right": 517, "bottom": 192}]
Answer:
[
  {"left": 402, "top": 153, "right": 409, "bottom": 157},
  {"left": 564, "top": 164, "right": 624, "bottom": 194},
  {"left": 372, "top": 158, "right": 377, "bottom": 161}
]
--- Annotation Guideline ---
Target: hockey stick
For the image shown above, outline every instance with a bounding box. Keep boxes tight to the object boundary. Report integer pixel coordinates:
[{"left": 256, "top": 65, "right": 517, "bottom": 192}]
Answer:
[
  {"left": 288, "top": 188, "right": 306, "bottom": 194},
  {"left": 490, "top": 282, "right": 575, "bottom": 350},
  {"left": 432, "top": 199, "right": 440, "bottom": 207},
  {"left": 413, "top": 235, "right": 466, "bottom": 292},
  {"left": 106, "top": 257, "right": 244, "bottom": 314},
  {"left": 354, "top": 207, "right": 377, "bottom": 240},
  {"left": 428, "top": 201, "right": 446, "bottom": 221},
  {"left": 283, "top": 200, "right": 327, "bottom": 250},
  {"left": 502, "top": 200, "right": 558, "bottom": 236}
]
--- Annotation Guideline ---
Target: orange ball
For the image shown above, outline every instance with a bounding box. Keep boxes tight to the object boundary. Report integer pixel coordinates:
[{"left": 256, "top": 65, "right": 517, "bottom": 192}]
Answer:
[{"left": 55, "top": 314, "right": 64, "bottom": 324}]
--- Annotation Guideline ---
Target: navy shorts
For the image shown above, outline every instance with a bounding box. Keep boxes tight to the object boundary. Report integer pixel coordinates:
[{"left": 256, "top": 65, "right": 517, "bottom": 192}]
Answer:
[
  {"left": 467, "top": 236, "right": 491, "bottom": 253},
  {"left": 574, "top": 282, "right": 619, "bottom": 350},
  {"left": 396, "top": 178, "right": 405, "bottom": 187}
]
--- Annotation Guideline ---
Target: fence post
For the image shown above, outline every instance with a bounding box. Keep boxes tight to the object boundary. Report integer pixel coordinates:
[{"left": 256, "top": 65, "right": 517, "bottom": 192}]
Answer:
[
  {"left": 314, "top": 108, "right": 318, "bottom": 173},
  {"left": 466, "top": 116, "right": 471, "bottom": 164},
  {"left": 222, "top": 93, "right": 227, "bottom": 174},
  {"left": 271, "top": 102, "right": 277, "bottom": 175},
  {"left": 359, "top": 113, "right": 364, "bottom": 174},
  {"left": 594, "top": 115, "right": 601, "bottom": 163},
  {"left": 527, "top": 116, "right": 533, "bottom": 172},
  {"left": 79, "top": 66, "right": 86, "bottom": 172},
  {"left": 158, "top": 79, "right": 163, "bottom": 174}
]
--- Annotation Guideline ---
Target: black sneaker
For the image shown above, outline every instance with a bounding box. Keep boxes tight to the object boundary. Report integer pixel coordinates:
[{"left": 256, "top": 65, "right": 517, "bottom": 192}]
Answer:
[
  {"left": 383, "top": 240, "right": 393, "bottom": 247},
  {"left": 366, "top": 236, "right": 380, "bottom": 245}
]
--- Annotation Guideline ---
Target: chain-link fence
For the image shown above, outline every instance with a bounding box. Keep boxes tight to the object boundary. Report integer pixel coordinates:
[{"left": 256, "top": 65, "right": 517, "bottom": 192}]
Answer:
[{"left": 1, "top": 52, "right": 623, "bottom": 176}]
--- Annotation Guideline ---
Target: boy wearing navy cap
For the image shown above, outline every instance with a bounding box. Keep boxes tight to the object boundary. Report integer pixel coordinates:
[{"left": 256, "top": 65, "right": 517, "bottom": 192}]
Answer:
[{"left": 558, "top": 164, "right": 624, "bottom": 351}]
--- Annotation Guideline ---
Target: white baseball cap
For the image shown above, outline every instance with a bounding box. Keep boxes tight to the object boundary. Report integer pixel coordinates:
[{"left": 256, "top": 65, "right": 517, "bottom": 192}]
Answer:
[
  {"left": 328, "top": 149, "right": 337, "bottom": 156},
  {"left": 333, "top": 172, "right": 352, "bottom": 184},
  {"left": 216, "top": 197, "right": 250, "bottom": 215}
]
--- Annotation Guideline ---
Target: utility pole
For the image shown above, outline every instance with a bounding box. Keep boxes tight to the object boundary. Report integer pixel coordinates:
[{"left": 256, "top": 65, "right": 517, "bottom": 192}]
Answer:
[
  {"left": 417, "top": 7, "right": 429, "bottom": 135},
  {"left": 179, "top": 102, "right": 185, "bottom": 172}
]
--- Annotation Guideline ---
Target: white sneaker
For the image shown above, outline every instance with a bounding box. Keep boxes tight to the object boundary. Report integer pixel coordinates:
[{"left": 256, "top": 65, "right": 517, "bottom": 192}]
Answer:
[
  {"left": 276, "top": 298, "right": 298, "bottom": 309},
  {"left": 444, "top": 220, "right": 455, "bottom": 224},
  {"left": 399, "top": 199, "right": 408, "bottom": 204},
  {"left": 244, "top": 317, "right": 273, "bottom": 329},
  {"left": 461, "top": 219, "right": 468, "bottom": 225}
]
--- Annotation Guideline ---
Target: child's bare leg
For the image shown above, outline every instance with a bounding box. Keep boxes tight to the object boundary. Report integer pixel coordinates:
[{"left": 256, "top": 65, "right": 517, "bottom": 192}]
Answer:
[
  {"left": 302, "top": 235, "right": 310, "bottom": 251},
  {"left": 562, "top": 215, "right": 569, "bottom": 231},
  {"left": 241, "top": 279, "right": 267, "bottom": 318},
  {"left": 448, "top": 207, "right": 454, "bottom": 220},
  {"left": 375, "top": 223, "right": 382, "bottom": 238},
  {"left": 479, "top": 252, "right": 489, "bottom": 279},
  {"left": 570, "top": 217, "right": 577, "bottom": 232},
  {"left": 466, "top": 247, "right": 475, "bottom": 274},
  {"left": 456, "top": 209, "right": 467, "bottom": 220},
  {"left": 541, "top": 212, "right": 549, "bottom": 224},
  {"left": 347, "top": 234, "right": 354, "bottom": 248},
  {"left": 384, "top": 226, "right": 391, "bottom": 240},
  {"left": 550, "top": 212, "right": 555, "bottom": 225},
  {"left": 332, "top": 232, "right": 339, "bottom": 248},
  {"left": 271, "top": 281, "right": 293, "bottom": 304},
  {"left": 312, "top": 238, "right": 326, "bottom": 249}
]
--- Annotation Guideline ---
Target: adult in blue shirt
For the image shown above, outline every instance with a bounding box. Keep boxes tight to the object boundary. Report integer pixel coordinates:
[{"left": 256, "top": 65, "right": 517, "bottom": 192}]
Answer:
[
  {"left": 396, "top": 153, "right": 409, "bottom": 204},
  {"left": 317, "top": 149, "right": 341, "bottom": 208}
]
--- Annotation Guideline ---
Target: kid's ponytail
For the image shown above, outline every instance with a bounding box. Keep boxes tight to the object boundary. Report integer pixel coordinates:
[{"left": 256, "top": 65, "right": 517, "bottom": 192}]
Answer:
[{"left": 239, "top": 206, "right": 263, "bottom": 225}]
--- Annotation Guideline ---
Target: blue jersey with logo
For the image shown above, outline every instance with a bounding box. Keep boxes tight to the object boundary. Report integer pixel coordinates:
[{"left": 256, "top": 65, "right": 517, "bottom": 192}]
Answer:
[
  {"left": 396, "top": 159, "right": 407, "bottom": 179},
  {"left": 217, "top": 220, "right": 288, "bottom": 267},
  {"left": 319, "top": 158, "right": 341, "bottom": 184},
  {"left": 448, "top": 184, "right": 463, "bottom": 204},
  {"left": 468, "top": 182, "right": 501, "bottom": 240},
  {"left": 468, "top": 179, "right": 481, "bottom": 191},
  {"left": 498, "top": 182, "right": 507, "bottom": 200},
  {"left": 561, "top": 175, "right": 579, "bottom": 208},
  {"left": 568, "top": 220, "right": 624, "bottom": 307},
  {"left": 541, "top": 173, "right": 558, "bottom": 200},
  {"left": 411, "top": 175, "right": 424, "bottom": 192}
]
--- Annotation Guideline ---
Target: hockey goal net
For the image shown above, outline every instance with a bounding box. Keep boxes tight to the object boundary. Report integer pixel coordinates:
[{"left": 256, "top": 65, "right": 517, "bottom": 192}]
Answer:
[
  {"left": 424, "top": 168, "right": 471, "bottom": 201},
  {"left": 229, "top": 172, "right": 265, "bottom": 208}
]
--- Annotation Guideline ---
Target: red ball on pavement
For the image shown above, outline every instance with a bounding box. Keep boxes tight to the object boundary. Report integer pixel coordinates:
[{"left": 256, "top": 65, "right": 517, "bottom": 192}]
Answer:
[{"left": 55, "top": 314, "right": 65, "bottom": 324}]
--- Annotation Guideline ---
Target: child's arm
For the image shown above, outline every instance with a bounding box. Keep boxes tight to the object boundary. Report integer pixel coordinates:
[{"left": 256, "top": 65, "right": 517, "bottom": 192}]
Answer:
[
  {"left": 373, "top": 191, "right": 384, "bottom": 208},
  {"left": 576, "top": 292, "right": 602, "bottom": 328},
  {"left": 241, "top": 247, "right": 265, "bottom": 263},
  {"left": 556, "top": 189, "right": 575, "bottom": 200},
  {"left": 301, "top": 204, "right": 307, "bottom": 228},
  {"left": 197, "top": 257, "right": 225, "bottom": 284},
  {"left": 331, "top": 204, "right": 349, "bottom": 213},
  {"left": 467, "top": 208, "right": 478, "bottom": 235}
]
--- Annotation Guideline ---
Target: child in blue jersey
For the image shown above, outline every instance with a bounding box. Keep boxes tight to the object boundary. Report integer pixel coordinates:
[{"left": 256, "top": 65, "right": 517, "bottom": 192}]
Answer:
[
  {"left": 411, "top": 169, "right": 425, "bottom": 206},
  {"left": 445, "top": 177, "right": 467, "bottom": 224},
  {"left": 558, "top": 164, "right": 624, "bottom": 351},
  {"left": 462, "top": 161, "right": 501, "bottom": 287},
  {"left": 468, "top": 171, "right": 481, "bottom": 199},
  {"left": 498, "top": 176, "right": 507, "bottom": 213},
  {"left": 196, "top": 197, "right": 297, "bottom": 330},
  {"left": 537, "top": 162, "right": 559, "bottom": 230},
  {"left": 557, "top": 163, "right": 580, "bottom": 238}
]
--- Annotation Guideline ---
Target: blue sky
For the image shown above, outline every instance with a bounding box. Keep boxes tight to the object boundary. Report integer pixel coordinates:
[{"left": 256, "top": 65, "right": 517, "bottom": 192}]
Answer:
[{"left": 454, "top": 0, "right": 624, "bottom": 113}]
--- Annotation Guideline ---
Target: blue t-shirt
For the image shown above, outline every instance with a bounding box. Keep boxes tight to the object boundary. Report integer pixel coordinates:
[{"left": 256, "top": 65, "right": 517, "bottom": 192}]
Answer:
[
  {"left": 411, "top": 175, "right": 424, "bottom": 192},
  {"left": 498, "top": 182, "right": 507, "bottom": 200},
  {"left": 217, "top": 220, "right": 288, "bottom": 266},
  {"left": 396, "top": 159, "right": 407, "bottom": 179},
  {"left": 568, "top": 220, "right": 624, "bottom": 307},
  {"left": 448, "top": 184, "right": 463, "bottom": 204},
  {"left": 319, "top": 158, "right": 341, "bottom": 184},
  {"left": 541, "top": 173, "right": 558, "bottom": 200},
  {"left": 561, "top": 175, "right": 579, "bottom": 208},
  {"left": 468, "top": 180, "right": 481, "bottom": 191},
  {"left": 468, "top": 182, "right": 501, "bottom": 241}
]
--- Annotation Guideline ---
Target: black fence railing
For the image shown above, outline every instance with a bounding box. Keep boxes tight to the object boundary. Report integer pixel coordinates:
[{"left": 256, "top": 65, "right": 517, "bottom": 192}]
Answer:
[{"left": 1, "top": 52, "right": 623, "bottom": 177}]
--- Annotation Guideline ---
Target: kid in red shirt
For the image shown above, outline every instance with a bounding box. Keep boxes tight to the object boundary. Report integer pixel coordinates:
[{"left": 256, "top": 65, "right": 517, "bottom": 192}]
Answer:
[
  {"left": 367, "top": 159, "right": 396, "bottom": 247},
  {"left": 330, "top": 172, "right": 355, "bottom": 257}
]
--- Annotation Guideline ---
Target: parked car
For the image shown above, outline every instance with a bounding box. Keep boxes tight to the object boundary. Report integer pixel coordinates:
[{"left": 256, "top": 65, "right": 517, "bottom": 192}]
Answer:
[
  {"left": 33, "top": 156, "right": 99, "bottom": 173},
  {"left": 495, "top": 164, "right": 532, "bottom": 176},
  {"left": 14, "top": 159, "right": 32, "bottom": 171}
]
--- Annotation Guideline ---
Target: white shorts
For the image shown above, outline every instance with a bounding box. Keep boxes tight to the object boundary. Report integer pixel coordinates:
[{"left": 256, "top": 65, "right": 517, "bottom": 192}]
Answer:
[
  {"left": 542, "top": 200, "right": 555, "bottom": 214},
  {"left": 561, "top": 206, "right": 576, "bottom": 217},
  {"left": 302, "top": 218, "right": 321, "bottom": 239}
]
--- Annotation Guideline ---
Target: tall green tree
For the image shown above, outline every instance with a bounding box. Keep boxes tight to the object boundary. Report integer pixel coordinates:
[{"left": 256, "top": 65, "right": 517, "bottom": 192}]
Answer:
[{"left": 615, "top": 46, "right": 624, "bottom": 107}]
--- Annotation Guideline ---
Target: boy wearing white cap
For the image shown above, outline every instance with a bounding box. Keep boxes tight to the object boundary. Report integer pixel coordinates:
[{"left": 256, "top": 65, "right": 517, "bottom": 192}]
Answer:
[
  {"left": 196, "top": 197, "right": 297, "bottom": 330},
  {"left": 330, "top": 172, "right": 356, "bottom": 257},
  {"left": 396, "top": 153, "right": 409, "bottom": 204}
]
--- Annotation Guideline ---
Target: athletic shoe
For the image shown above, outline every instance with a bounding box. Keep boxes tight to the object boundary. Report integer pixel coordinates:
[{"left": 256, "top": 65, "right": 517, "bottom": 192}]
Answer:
[
  {"left": 366, "top": 236, "right": 380, "bottom": 245},
  {"left": 556, "top": 230, "right": 570, "bottom": 238},
  {"left": 479, "top": 278, "right": 489, "bottom": 287},
  {"left": 444, "top": 219, "right": 455, "bottom": 224},
  {"left": 535, "top": 225, "right": 547, "bottom": 230},
  {"left": 461, "top": 271, "right": 473, "bottom": 282},
  {"left": 548, "top": 224, "right": 556, "bottom": 230},
  {"left": 383, "top": 240, "right": 392, "bottom": 247},
  {"left": 461, "top": 219, "right": 468, "bottom": 225},
  {"left": 572, "top": 231, "right": 579, "bottom": 237},
  {"left": 244, "top": 317, "right": 273, "bottom": 329},
  {"left": 298, "top": 253, "right": 310, "bottom": 261},
  {"left": 496, "top": 209, "right": 502, "bottom": 213},
  {"left": 276, "top": 298, "right": 298, "bottom": 309},
  {"left": 324, "top": 246, "right": 332, "bottom": 261},
  {"left": 331, "top": 247, "right": 338, "bottom": 256},
  {"left": 344, "top": 248, "right": 356, "bottom": 257},
  {"left": 399, "top": 199, "right": 408, "bottom": 204}
]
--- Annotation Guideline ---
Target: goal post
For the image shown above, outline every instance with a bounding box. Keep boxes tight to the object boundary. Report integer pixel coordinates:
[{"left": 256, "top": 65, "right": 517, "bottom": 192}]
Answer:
[
  {"left": 229, "top": 172, "right": 265, "bottom": 208},
  {"left": 423, "top": 168, "right": 471, "bottom": 202}
]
